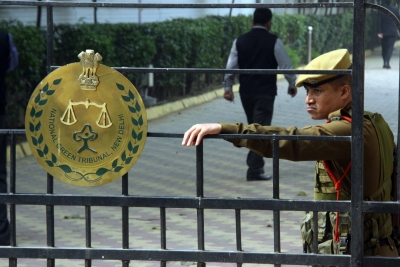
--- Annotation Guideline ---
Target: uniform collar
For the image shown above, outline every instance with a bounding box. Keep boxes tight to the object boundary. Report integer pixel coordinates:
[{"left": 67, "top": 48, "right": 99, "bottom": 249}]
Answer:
[{"left": 327, "top": 102, "right": 352, "bottom": 120}]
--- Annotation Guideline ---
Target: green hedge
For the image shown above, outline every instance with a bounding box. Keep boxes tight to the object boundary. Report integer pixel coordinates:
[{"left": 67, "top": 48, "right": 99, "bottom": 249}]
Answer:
[
  {"left": 1, "top": 11, "right": 379, "bottom": 128},
  {"left": 0, "top": 20, "right": 46, "bottom": 129}
]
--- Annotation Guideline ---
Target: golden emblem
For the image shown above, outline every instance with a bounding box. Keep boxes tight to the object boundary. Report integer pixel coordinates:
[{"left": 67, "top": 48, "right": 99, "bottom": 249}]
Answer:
[
  {"left": 78, "top": 49, "right": 102, "bottom": 90},
  {"left": 307, "top": 78, "right": 319, "bottom": 84},
  {"left": 25, "top": 50, "right": 147, "bottom": 186}
]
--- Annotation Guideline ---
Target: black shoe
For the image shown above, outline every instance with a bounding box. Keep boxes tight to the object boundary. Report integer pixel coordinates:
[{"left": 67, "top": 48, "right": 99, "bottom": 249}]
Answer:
[{"left": 247, "top": 173, "right": 272, "bottom": 181}]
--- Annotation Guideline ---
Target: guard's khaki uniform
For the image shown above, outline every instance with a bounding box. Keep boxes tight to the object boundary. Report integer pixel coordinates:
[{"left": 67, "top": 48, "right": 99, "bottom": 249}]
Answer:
[{"left": 220, "top": 103, "right": 398, "bottom": 257}]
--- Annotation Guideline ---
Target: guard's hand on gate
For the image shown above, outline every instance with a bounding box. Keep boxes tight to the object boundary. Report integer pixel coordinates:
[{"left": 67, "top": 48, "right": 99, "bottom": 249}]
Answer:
[{"left": 182, "top": 123, "right": 222, "bottom": 146}]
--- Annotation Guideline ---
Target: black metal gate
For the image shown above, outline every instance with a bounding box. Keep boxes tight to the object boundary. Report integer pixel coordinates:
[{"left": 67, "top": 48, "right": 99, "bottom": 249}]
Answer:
[{"left": 0, "top": 1, "right": 399, "bottom": 267}]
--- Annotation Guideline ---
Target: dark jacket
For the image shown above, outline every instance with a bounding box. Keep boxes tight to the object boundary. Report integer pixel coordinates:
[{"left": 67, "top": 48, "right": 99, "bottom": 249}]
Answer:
[{"left": 236, "top": 27, "right": 278, "bottom": 96}]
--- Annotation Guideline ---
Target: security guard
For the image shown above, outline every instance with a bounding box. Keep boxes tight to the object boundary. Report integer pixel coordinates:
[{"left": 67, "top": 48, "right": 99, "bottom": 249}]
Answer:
[{"left": 182, "top": 49, "right": 398, "bottom": 257}]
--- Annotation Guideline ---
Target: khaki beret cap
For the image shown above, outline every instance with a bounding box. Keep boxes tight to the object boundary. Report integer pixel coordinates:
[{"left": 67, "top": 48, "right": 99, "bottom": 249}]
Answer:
[{"left": 295, "top": 49, "right": 352, "bottom": 88}]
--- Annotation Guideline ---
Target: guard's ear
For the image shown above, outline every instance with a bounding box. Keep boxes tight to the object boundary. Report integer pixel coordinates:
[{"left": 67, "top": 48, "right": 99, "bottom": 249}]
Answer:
[{"left": 341, "top": 84, "right": 351, "bottom": 99}]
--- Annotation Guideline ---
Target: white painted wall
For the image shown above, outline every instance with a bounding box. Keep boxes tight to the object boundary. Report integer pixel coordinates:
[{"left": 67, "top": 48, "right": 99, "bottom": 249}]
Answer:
[{"left": 0, "top": 0, "right": 302, "bottom": 26}]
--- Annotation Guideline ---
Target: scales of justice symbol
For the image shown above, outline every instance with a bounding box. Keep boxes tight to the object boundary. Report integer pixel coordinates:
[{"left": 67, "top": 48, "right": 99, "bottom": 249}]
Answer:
[
  {"left": 25, "top": 49, "right": 148, "bottom": 186},
  {"left": 61, "top": 98, "right": 112, "bottom": 153},
  {"left": 61, "top": 50, "right": 112, "bottom": 154}
]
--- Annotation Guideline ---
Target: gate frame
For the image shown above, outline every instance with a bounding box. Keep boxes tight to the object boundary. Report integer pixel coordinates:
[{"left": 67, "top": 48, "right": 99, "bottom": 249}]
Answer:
[{"left": 0, "top": 1, "right": 399, "bottom": 267}]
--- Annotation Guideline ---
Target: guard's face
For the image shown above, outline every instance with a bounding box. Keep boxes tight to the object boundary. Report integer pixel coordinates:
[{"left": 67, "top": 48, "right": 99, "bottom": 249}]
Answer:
[{"left": 304, "top": 83, "right": 344, "bottom": 120}]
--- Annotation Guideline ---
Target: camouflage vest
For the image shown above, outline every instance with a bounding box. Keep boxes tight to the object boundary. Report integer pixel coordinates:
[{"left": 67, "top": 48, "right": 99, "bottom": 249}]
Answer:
[{"left": 301, "top": 111, "right": 394, "bottom": 255}]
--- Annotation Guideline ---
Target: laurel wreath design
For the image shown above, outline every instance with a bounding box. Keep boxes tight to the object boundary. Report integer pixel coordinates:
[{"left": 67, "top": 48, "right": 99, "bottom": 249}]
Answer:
[{"left": 27, "top": 79, "right": 145, "bottom": 184}]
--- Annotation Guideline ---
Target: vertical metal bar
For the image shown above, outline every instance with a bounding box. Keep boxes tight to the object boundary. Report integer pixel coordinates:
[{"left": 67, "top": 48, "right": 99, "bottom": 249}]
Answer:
[
  {"left": 85, "top": 206, "right": 91, "bottom": 267},
  {"left": 160, "top": 207, "right": 166, "bottom": 267},
  {"left": 229, "top": 0, "right": 235, "bottom": 18},
  {"left": 121, "top": 190, "right": 129, "bottom": 250},
  {"left": 197, "top": 206, "right": 205, "bottom": 267},
  {"left": 235, "top": 209, "right": 242, "bottom": 251},
  {"left": 122, "top": 173, "right": 128, "bottom": 196},
  {"left": 121, "top": 173, "right": 129, "bottom": 266},
  {"left": 351, "top": 1, "right": 365, "bottom": 266},
  {"left": 46, "top": 5, "right": 54, "bottom": 74},
  {"left": 9, "top": 134, "right": 15, "bottom": 243},
  {"left": 9, "top": 134, "right": 15, "bottom": 196},
  {"left": 9, "top": 134, "right": 16, "bottom": 266},
  {"left": 160, "top": 207, "right": 166, "bottom": 249},
  {"left": 272, "top": 138, "right": 280, "bottom": 267},
  {"left": 397, "top": 49, "right": 400, "bottom": 207},
  {"left": 235, "top": 208, "right": 242, "bottom": 267},
  {"left": 138, "top": 0, "right": 142, "bottom": 24},
  {"left": 196, "top": 143, "right": 204, "bottom": 198},
  {"left": 8, "top": 256, "right": 16, "bottom": 267},
  {"left": 36, "top": 0, "right": 42, "bottom": 28},
  {"left": 272, "top": 138, "right": 280, "bottom": 200},
  {"left": 307, "top": 26, "right": 313, "bottom": 63},
  {"left": 46, "top": 173, "right": 55, "bottom": 267},
  {"left": 92, "top": 0, "right": 97, "bottom": 24},
  {"left": 395, "top": 44, "right": 400, "bottom": 252},
  {"left": 45, "top": 11, "right": 54, "bottom": 266},
  {"left": 196, "top": 143, "right": 205, "bottom": 267},
  {"left": 394, "top": 35, "right": 400, "bottom": 254},
  {"left": 122, "top": 173, "right": 129, "bottom": 248},
  {"left": 46, "top": 174, "right": 54, "bottom": 211}
]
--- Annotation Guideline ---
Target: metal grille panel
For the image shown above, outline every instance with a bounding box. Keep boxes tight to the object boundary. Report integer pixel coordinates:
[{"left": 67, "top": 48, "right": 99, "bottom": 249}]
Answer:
[{"left": 0, "top": 1, "right": 399, "bottom": 267}]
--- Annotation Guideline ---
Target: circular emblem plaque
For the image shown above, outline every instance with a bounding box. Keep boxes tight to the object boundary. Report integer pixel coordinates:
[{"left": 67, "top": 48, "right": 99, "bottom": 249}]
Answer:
[{"left": 25, "top": 50, "right": 147, "bottom": 186}]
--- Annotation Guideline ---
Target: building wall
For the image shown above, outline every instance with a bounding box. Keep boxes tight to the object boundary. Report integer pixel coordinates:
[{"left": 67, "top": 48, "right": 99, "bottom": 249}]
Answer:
[{"left": 1, "top": 0, "right": 302, "bottom": 26}]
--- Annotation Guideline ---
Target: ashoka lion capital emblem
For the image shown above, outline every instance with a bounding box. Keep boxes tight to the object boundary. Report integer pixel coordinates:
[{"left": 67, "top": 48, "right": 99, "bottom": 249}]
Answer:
[{"left": 78, "top": 49, "right": 102, "bottom": 90}]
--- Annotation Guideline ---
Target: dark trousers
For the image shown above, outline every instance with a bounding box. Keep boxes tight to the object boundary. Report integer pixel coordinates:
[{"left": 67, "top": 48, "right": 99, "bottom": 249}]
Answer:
[
  {"left": 239, "top": 93, "right": 275, "bottom": 176},
  {"left": 381, "top": 36, "right": 396, "bottom": 65},
  {"left": 0, "top": 114, "right": 9, "bottom": 245}
]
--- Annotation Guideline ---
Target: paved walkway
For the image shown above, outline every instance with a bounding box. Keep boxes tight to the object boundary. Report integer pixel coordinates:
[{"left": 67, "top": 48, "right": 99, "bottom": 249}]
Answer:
[{"left": 1, "top": 48, "right": 399, "bottom": 267}]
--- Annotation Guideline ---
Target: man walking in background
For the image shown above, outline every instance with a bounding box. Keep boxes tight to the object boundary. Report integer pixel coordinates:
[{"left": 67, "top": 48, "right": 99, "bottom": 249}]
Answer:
[
  {"left": 223, "top": 8, "right": 297, "bottom": 181},
  {"left": 377, "top": 0, "right": 400, "bottom": 69}
]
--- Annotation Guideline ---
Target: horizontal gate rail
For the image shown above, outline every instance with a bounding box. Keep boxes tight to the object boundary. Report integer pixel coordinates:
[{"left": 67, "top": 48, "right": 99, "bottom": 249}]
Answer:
[
  {"left": 0, "top": 248, "right": 352, "bottom": 266},
  {"left": 0, "top": 1, "right": 355, "bottom": 8},
  {"left": 56, "top": 67, "right": 353, "bottom": 75},
  {"left": 0, "top": 194, "right": 397, "bottom": 213},
  {"left": 0, "top": 193, "right": 352, "bottom": 211}
]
